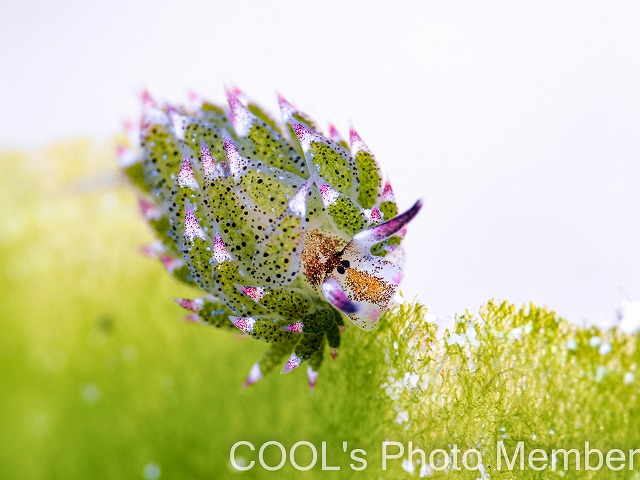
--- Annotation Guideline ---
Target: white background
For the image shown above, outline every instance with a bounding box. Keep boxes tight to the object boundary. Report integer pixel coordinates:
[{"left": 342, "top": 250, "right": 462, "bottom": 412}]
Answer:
[{"left": 2, "top": 0, "right": 639, "bottom": 323}]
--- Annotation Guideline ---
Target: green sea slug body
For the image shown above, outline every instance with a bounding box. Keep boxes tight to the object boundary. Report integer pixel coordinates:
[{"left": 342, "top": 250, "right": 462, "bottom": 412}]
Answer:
[{"left": 120, "top": 88, "right": 421, "bottom": 387}]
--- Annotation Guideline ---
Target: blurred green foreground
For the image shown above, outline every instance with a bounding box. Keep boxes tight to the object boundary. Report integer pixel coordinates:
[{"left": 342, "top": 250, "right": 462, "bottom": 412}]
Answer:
[
  {"left": 1, "top": 141, "right": 639, "bottom": 480},
  {"left": 0, "top": 140, "right": 394, "bottom": 479}
]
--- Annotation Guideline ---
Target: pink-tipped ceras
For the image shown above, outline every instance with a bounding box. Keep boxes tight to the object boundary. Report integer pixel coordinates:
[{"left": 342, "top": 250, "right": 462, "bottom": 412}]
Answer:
[{"left": 120, "top": 88, "right": 421, "bottom": 387}]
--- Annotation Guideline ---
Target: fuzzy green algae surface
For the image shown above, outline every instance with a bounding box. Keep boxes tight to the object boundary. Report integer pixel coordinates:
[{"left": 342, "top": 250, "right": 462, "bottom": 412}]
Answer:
[{"left": 1, "top": 141, "right": 639, "bottom": 479}]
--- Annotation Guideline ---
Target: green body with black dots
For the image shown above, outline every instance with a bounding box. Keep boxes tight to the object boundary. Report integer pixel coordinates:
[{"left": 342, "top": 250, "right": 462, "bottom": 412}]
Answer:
[{"left": 121, "top": 89, "right": 421, "bottom": 387}]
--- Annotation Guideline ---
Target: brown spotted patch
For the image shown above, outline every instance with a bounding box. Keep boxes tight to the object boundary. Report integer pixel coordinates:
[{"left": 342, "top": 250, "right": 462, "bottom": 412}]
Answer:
[{"left": 301, "top": 229, "right": 346, "bottom": 286}]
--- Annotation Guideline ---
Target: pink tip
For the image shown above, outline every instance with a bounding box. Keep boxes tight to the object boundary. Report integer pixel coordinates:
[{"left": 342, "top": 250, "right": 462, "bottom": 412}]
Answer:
[
  {"left": 200, "top": 140, "right": 217, "bottom": 179},
  {"left": 139, "top": 91, "right": 170, "bottom": 131},
  {"left": 225, "top": 87, "right": 252, "bottom": 134},
  {"left": 230, "top": 316, "right": 255, "bottom": 334},
  {"left": 139, "top": 115, "right": 150, "bottom": 131},
  {"left": 381, "top": 181, "right": 395, "bottom": 202},
  {"left": 285, "top": 322, "right": 304, "bottom": 333},
  {"left": 187, "top": 90, "right": 201, "bottom": 104},
  {"left": 174, "top": 297, "right": 204, "bottom": 312},
  {"left": 222, "top": 132, "right": 248, "bottom": 179},
  {"left": 222, "top": 132, "right": 238, "bottom": 156},
  {"left": 160, "top": 253, "right": 183, "bottom": 273},
  {"left": 238, "top": 286, "right": 265, "bottom": 301},
  {"left": 139, "top": 243, "right": 163, "bottom": 258},
  {"left": 307, "top": 367, "right": 319, "bottom": 389},
  {"left": 348, "top": 127, "right": 360, "bottom": 144},
  {"left": 277, "top": 92, "right": 296, "bottom": 117},
  {"left": 291, "top": 121, "right": 308, "bottom": 140},
  {"left": 328, "top": 124, "right": 341, "bottom": 141},
  {"left": 123, "top": 118, "right": 136, "bottom": 135},
  {"left": 225, "top": 87, "right": 240, "bottom": 114},
  {"left": 290, "top": 120, "right": 320, "bottom": 153},
  {"left": 232, "top": 86, "right": 252, "bottom": 106},
  {"left": 184, "top": 202, "right": 206, "bottom": 241},
  {"left": 369, "top": 207, "right": 382, "bottom": 224},
  {"left": 318, "top": 183, "right": 340, "bottom": 206},
  {"left": 330, "top": 348, "right": 339, "bottom": 359},
  {"left": 177, "top": 156, "right": 198, "bottom": 189},
  {"left": 185, "top": 314, "right": 204, "bottom": 323},
  {"left": 138, "top": 197, "right": 162, "bottom": 221},
  {"left": 167, "top": 105, "right": 187, "bottom": 140},
  {"left": 349, "top": 127, "right": 370, "bottom": 153},
  {"left": 212, "top": 233, "right": 232, "bottom": 263},
  {"left": 282, "top": 353, "right": 303, "bottom": 374},
  {"left": 244, "top": 363, "right": 263, "bottom": 387},
  {"left": 141, "top": 90, "right": 156, "bottom": 108}
]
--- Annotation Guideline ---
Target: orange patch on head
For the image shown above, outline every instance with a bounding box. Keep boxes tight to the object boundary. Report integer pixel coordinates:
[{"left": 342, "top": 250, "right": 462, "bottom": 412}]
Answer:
[{"left": 345, "top": 268, "right": 394, "bottom": 306}]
